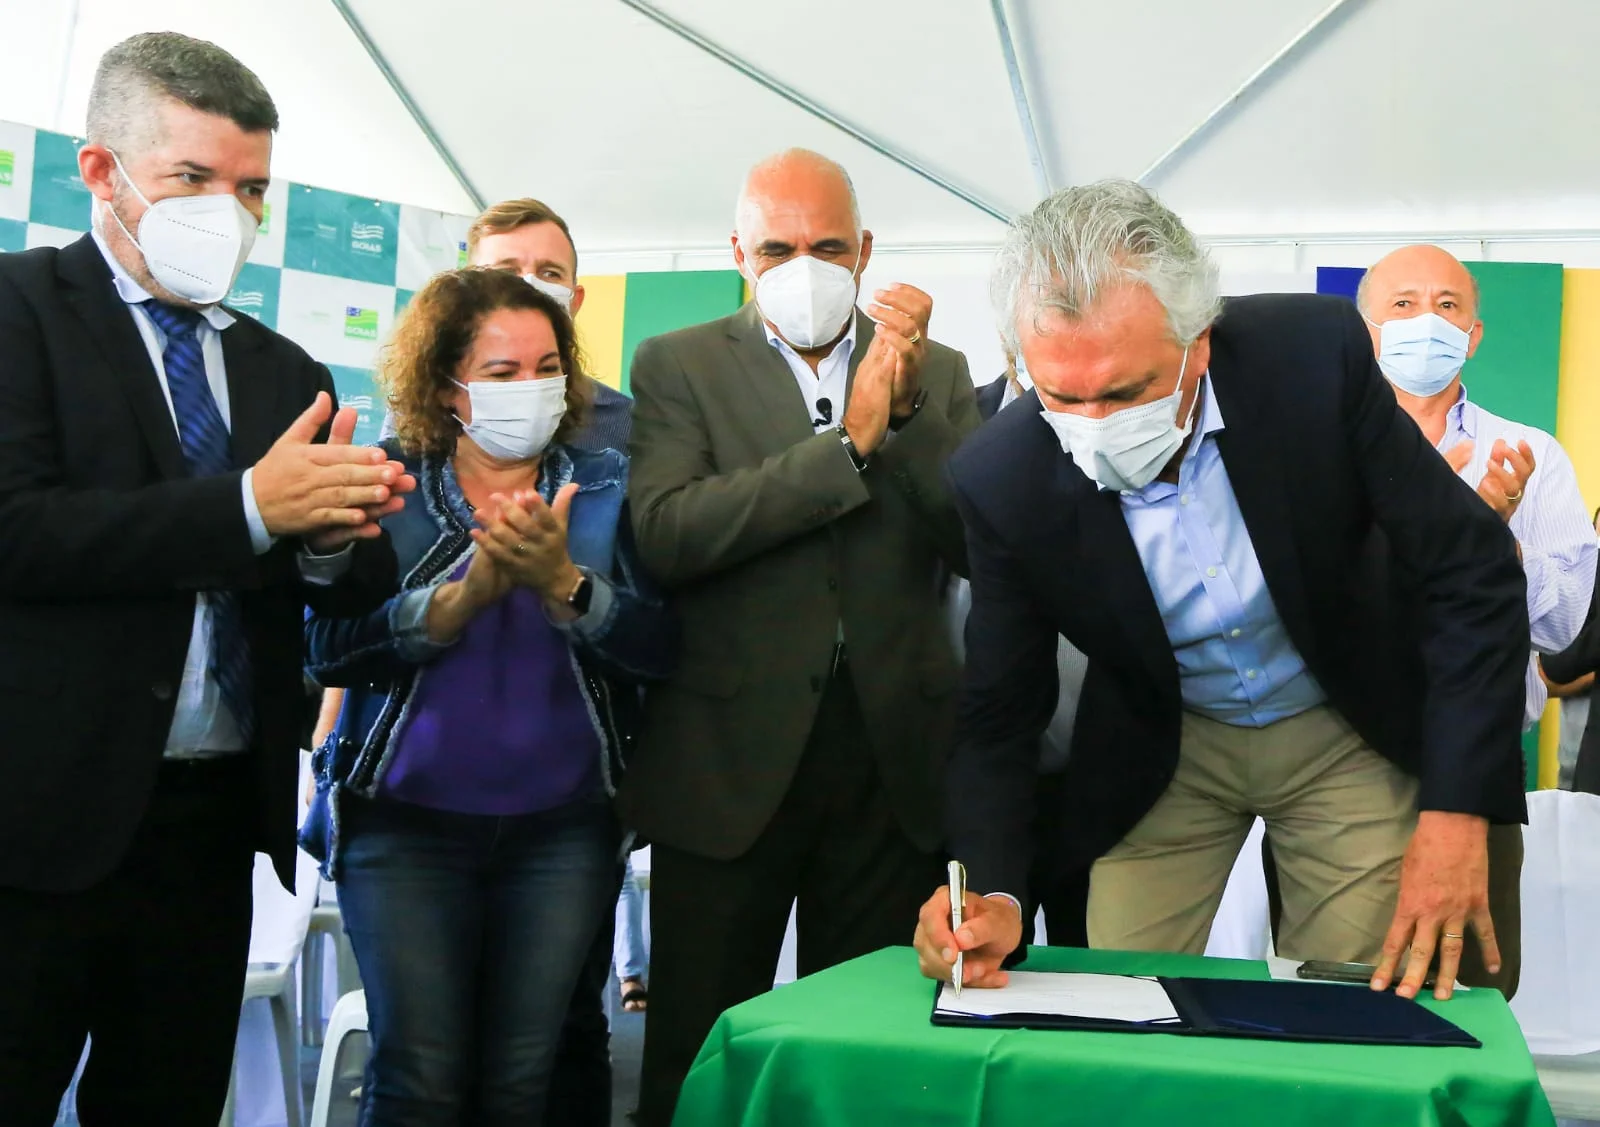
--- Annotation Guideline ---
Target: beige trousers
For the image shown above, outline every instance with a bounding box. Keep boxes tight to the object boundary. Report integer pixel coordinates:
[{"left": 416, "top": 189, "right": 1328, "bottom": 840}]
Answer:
[{"left": 1088, "top": 706, "right": 1417, "bottom": 963}]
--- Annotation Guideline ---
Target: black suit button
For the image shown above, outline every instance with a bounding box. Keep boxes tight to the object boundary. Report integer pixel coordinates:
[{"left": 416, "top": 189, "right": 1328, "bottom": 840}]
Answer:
[
  {"left": 827, "top": 577, "right": 838, "bottom": 591},
  {"left": 151, "top": 682, "right": 174, "bottom": 701}
]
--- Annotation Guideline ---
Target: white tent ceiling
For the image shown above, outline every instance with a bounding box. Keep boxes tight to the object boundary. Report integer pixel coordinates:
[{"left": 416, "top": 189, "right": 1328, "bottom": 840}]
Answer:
[{"left": 4, "top": 0, "right": 1600, "bottom": 260}]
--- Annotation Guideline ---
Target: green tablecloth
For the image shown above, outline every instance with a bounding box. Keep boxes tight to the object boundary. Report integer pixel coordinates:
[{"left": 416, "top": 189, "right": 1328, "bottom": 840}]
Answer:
[{"left": 675, "top": 946, "right": 1555, "bottom": 1127}]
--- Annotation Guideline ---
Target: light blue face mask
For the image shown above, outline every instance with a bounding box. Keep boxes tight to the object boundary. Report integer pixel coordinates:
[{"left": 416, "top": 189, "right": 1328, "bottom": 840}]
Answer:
[{"left": 1367, "top": 312, "right": 1471, "bottom": 397}]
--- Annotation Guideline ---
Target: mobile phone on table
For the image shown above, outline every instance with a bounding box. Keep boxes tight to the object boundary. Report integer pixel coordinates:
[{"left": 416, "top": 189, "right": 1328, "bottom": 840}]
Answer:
[{"left": 1296, "top": 960, "right": 1436, "bottom": 990}]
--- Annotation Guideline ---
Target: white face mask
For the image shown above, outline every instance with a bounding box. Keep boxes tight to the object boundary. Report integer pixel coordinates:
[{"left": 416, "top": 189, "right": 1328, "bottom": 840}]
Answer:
[
  {"left": 1038, "top": 348, "right": 1195, "bottom": 493},
  {"left": 1367, "top": 312, "right": 1471, "bottom": 398},
  {"left": 749, "top": 248, "right": 861, "bottom": 350},
  {"left": 100, "top": 150, "right": 257, "bottom": 305},
  {"left": 522, "top": 273, "right": 575, "bottom": 312},
  {"left": 453, "top": 374, "right": 568, "bottom": 462}
]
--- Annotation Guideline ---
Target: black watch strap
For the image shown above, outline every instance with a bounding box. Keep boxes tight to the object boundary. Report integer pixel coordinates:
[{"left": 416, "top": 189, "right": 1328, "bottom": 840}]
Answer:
[
  {"left": 836, "top": 424, "right": 868, "bottom": 472},
  {"left": 888, "top": 388, "right": 928, "bottom": 432}
]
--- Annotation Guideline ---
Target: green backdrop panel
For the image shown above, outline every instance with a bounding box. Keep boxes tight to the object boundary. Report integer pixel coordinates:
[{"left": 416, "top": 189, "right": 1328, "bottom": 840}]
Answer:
[
  {"left": 619, "top": 270, "right": 746, "bottom": 394},
  {"left": 283, "top": 184, "right": 400, "bottom": 286},
  {"left": 1462, "top": 261, "right": 1565, "bottom": 433},
  {"left": 327, "top": 364, "right": 383, "bottom": 447},
  {"left": 1463, "top": 261, "right": 1565, "bottom": 793},
  {"left": 227, "top": 262, "right": 281, "bottom": 330},
  {"left": 28, "top": 130, "right": 91, "bottom": 231}
]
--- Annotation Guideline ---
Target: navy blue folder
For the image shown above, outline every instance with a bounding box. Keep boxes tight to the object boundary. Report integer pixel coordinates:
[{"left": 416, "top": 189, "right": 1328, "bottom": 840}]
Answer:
[{"left": 931, "top": 975, "right": 1480, "bottom": 1048}]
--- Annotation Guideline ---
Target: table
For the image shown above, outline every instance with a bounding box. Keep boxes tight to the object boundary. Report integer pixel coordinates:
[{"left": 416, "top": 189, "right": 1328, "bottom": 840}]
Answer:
[{"left": 675, "top": 946, "right": 1556, "bottom": 1127}]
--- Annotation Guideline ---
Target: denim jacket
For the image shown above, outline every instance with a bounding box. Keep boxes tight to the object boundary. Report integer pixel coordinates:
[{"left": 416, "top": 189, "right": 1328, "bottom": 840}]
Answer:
[{"left": 299, "top": 441, "right": 676, "bottom": 879}]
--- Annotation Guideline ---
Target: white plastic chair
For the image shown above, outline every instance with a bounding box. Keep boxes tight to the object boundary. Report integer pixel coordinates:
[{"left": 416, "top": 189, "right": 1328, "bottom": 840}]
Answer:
[
  {"left": 220, "top": 752, "right": 320, "bottom": 1127},
  {"left": 1509, "top": 790, "right": 1600, "bottom": 1120},
  {"left": 1205, "top": 817, "right": 1273, "bottom": 961},
  {"left": 300, "top": 881, "right": 361, "bottom": 1048},
  {"left": 221, "top": 846, "right": 320, "bottom": 1127},
  {"left": 308, "top": 990, "right": 369, "bottom": 1127}
]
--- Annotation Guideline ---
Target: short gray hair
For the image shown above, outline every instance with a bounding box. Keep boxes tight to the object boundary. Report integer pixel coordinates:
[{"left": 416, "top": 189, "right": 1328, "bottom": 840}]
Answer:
[
  {"left": 86, "top": 32, "right": 278, "bottom": 154},
  {"left": 992, "top": 179, "right": 1220, "bottom": 353}
]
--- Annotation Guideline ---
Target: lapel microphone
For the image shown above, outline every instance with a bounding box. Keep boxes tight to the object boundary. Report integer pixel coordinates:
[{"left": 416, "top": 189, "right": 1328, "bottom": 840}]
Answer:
[{"left": 814, "top": 397, "right": 833, "bottom": 428}]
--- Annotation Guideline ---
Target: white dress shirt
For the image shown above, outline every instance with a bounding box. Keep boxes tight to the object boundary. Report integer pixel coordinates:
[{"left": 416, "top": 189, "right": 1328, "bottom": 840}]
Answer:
[
  {"left": 93, "top": 233, "right": 348, "bottom": 755},
  {"left": 764, "top": 316, "right": 859, "bottom": 645},
  {"left": 763, "top": 316, "right": 857, "bottom": 434},
  {"left": 1438, "top": 390, "right": 1597, "bottom": 727}
]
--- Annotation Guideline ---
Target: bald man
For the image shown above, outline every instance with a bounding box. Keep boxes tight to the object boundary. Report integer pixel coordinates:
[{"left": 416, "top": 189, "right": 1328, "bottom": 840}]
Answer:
[
  {"left": 1339, "top": 245, "right": 1593, "bottom": 995},
  {"left": 1360, "top": 245, "right": 1595, "bottom": 732},
  {"left": 622, "top": 149, "right": 979, "bottom": 1124}
]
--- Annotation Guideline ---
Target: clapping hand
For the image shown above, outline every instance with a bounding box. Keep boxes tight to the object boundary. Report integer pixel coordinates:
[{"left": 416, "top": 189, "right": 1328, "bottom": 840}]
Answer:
[
  {"left": 1442, "top": 438, "right": 1535, "bottom": 523},
  {"left": 1477, "top": 438, "right": 1534, "bottom": 522},
  {"left": 253, "top": 393, "right": 416, "bottom": 553},
  {"left": 865, "top": 283, "right": 933, "bottom": 417},
  {"left": 471, "top": 484, "right": 583, "bottom": 607}
]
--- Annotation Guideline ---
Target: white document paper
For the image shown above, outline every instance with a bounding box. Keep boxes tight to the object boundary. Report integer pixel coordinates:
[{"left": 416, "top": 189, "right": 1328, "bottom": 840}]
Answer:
[{"left": 935, "top": 972, "right": 1181, "bottom": 1024}]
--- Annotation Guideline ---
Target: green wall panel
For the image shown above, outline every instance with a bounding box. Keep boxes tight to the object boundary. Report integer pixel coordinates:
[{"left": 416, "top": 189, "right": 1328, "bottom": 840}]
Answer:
[
  {"left": 1462, "top": 261, "right": 1565, "bottom": 433},
  {"left": 619, "top": 270, "right": 746, "bottom": 394}
]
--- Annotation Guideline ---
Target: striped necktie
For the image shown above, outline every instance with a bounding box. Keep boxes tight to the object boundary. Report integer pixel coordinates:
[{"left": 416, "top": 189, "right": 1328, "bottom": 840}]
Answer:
[{"left": 141, "top": 300, "right": 255, "bottom": 744}]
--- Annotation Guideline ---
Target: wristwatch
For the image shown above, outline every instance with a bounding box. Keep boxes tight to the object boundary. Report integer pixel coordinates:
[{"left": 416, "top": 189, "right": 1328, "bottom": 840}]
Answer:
[
  {"left": 836, "top": 424, "right": 869, "bottom": 472},
  {"left": 888, "top": 388, "right": 927, "bottom": 433},
  {"left": 566, "top": 571, "right": 594, "bottom": 614}
]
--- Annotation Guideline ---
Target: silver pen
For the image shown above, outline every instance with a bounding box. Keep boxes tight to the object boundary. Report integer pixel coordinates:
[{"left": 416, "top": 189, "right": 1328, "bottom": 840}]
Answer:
[{"left": 947, "top": 860, "right": 966, "bottom": 997}]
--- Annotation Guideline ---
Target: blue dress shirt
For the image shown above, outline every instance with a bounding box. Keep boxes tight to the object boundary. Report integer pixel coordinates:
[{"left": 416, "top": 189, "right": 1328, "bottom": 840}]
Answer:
[{"left": 1117, "top": 374, "right": 1325, "bottom": 727}]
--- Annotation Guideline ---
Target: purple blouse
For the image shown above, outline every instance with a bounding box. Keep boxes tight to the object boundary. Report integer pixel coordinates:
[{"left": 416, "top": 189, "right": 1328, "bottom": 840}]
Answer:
[{"left": 380, "top": 555, "right": 602, "bottom": 816}]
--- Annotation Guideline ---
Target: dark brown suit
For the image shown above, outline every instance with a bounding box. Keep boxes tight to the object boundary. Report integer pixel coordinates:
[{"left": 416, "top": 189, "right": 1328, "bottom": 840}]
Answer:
[{"left": 624, "top": 303, "right": 978, "bottom": 1123}]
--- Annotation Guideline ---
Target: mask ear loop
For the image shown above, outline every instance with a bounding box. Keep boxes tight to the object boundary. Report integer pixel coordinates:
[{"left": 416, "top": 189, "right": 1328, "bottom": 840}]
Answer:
[
  {"left": 97, "top": 149, "right": 150, "bottom": 254},
  {"left": 1173, "top": 347, "right": 1200, "bottom": 433}
]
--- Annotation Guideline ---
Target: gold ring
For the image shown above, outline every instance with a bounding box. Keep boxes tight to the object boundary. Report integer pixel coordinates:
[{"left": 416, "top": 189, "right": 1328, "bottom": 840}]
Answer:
[
  {"left": 514, "top": 542, "right": 528, "bottom": 555},
  {"left": 1442, "top": 932, "right": 1464, "bottom": 940},
  {"left": 1506, "top": 490, "right": 1523, "bottom": 503},
  {"left": 907, "top": 330, "right": 922, "bottom": 345}
]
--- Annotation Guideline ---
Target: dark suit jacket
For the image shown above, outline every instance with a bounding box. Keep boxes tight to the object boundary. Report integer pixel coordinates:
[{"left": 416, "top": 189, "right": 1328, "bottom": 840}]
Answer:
[
  {"left": 1539, "top": 592, "right": 1600, "bottom": 794},
  {"left": 947, "top": 293, "right": 1530, "bottom": 898},
  {"left": 0, "top": 235, "right": 395, "bottom": 894},
  {"left": 975, "top": 372, "right": 1010, "bottom": 421},
  {"left": 622, "top": 303, "right": 980, "bottom": 858}
]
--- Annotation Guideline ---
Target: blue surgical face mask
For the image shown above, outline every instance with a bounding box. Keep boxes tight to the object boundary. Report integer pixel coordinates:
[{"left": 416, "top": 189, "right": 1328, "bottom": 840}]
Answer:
[{"left": 1367, "top": 312, "right": 1471, "bottom": 398}]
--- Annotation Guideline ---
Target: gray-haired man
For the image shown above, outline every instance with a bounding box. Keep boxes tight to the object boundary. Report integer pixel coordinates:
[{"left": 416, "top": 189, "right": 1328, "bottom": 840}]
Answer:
[{"left": 914, "top": 180, "right": 1529, "bottom": 1004}]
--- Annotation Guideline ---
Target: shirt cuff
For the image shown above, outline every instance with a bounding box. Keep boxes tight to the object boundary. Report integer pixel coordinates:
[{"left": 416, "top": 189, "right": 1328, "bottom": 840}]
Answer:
[
  {"left": 240, "top": 468, "right": 276, "bottom": 556},
  {"left": 298, "top": 543, "right": 355, "bottom": 587},
  {"left": 391, "top": 585, "right": 455, "bottom": 663},
  {"left": 985, "top": 892, "right": 1024, "bottom": 918}
]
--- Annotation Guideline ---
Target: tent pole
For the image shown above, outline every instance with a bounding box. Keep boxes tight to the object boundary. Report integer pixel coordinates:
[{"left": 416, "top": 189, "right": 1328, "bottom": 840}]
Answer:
[
  {"left": 53, "top": 0, "right": 81, "bottom": 132},
  {"left": 1137, "top": 0, "right": 1366, "bottom": 186},
  {"left": 988, "top": 0, "right": 1052, "bottom": 199},
  {"left": 616, "top": 0, "right": 1012, "bottom": 224},
  {"left": 329, "top": 0, "right": 487, "bottom": 212}
]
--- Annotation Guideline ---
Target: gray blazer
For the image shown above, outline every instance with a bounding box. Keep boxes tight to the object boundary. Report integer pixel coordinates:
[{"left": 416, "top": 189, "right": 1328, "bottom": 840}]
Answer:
[{"left": 621, "top": 303, "right": 980, "bottom": 859}]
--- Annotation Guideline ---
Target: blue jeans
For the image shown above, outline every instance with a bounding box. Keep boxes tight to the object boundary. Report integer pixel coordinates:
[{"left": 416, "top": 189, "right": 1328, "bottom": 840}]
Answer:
[
  {"left": 613, "top": 855, "right": 649, "bottom": 981},
  {"left": 338, "top": 793, "right": 614, "bottom": 1126}
]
